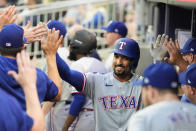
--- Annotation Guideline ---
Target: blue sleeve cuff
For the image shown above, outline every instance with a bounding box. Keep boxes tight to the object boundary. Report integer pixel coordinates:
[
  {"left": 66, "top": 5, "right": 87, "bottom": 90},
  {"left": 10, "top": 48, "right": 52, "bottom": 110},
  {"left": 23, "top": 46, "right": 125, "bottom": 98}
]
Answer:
[{"left": 69, "top": 94, "right": 86, "bottom": 116}]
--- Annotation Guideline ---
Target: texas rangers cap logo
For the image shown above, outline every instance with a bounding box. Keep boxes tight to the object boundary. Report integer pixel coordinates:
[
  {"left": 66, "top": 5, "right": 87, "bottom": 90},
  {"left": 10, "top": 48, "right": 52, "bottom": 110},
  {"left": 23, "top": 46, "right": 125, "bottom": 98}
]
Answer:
[{"left": 119, "top": 42, "right": 126, "bottom": 50}]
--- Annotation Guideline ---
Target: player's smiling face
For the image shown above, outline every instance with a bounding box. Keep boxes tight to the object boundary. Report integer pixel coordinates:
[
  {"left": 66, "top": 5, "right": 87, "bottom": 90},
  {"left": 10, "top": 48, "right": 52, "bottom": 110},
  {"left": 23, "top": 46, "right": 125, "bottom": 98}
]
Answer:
[{"left": 112, "top": 53, "right": 132, "bottom": 80}]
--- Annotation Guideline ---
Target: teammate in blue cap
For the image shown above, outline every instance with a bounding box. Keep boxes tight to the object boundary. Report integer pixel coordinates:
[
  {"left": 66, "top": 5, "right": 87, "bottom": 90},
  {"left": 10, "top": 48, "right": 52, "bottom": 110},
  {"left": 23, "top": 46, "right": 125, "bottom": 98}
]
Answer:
[
  {"left": 179, "top": 64, "right": 196, "bottom": 105},
  {"left": 3, "top": 50, "right": 44, "bottom": 131},
  {"left": 0, "top": 24, "right": 62, "bottom": 110},
  {"left": 164, "top": 38, "right": 196, "bottom": 104},
  {"left": 164, "top": 38, "right": 196, "bottom": 72},
  {"left": 102, "top": 20, "right": 128, "bottom": 72},
  {"left": 128, "top": 63, "right": 196, "bottom": 131},
  {"left": 43, "top": 37, "right": 142, "bottom": 131}
]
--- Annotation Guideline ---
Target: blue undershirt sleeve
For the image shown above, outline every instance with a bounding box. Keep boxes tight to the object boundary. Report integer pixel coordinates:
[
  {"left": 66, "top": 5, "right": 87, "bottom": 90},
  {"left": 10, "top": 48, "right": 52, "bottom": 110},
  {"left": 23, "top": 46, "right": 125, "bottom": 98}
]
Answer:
[
  {"left": 69, "top": 93, "right": 86, "bottom": 116},
  {"left": 56, "top": 53, "right": 84, "bottom": 92}
]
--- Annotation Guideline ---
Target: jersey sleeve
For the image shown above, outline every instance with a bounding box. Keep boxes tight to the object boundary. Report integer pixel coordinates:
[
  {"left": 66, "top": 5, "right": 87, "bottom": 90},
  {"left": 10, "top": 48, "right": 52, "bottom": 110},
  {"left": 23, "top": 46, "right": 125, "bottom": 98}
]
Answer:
[
  {"left": 82, "top": 73, "right": 96, "bottom": 99},
  {"left": 44, "top": 75, "right": 59, "bottom": 101},
  {"left": 70, "top": 62, "right": 85, "bottom": 94}
]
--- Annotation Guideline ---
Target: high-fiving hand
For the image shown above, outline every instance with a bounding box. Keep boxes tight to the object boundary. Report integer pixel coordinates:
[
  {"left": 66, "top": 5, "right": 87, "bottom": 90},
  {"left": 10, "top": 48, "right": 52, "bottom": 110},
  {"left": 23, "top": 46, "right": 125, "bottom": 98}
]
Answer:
[
  {"left": 0, "top": 6, "right": 17, "bottom": 30},
  {"left": 41, "top": 28, "right": 63, "bottom": 56},
  {"left": 150, "top": 34, "right": 169, "bottom": 61},
  {"left": 23, "top": 21, "right": 48, "bottom": 44}
]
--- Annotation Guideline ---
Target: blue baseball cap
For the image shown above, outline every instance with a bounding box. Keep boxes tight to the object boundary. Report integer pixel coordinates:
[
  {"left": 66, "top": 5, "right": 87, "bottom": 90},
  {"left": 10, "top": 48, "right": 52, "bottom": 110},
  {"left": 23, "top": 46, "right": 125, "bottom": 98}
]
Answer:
[
  {"left": 179, "top": 64, "right": 196, "bottom": 88},
  {"left": 47, "top": 20, "right": 67, "bottom": 38},
  {"left": 102, "top": 20, "right": 128, "bottom": 37},
  {"left": 0, "top": 24, "right": 27, "bottom": 48},
  {"left": 181, "top": 38, "right": 196, "bottom": 54},
  {"left": 133, "top": 63, "right": 178, "bottom": 89}
]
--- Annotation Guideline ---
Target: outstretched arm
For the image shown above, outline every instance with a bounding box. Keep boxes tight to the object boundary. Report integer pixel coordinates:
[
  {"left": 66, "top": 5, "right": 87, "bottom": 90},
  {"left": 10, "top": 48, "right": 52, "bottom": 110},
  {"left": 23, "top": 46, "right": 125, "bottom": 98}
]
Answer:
[
  {"left": 8, "top": 51, "right": 45, "bottom": 131},
  {"left": 41, "top": 28, "right": 85, "bottom": 93},
  {"left": 41, "top": 28, "right": 63, "bottom": 100},
  {"left": 56, "top": 53, "right": 85, "bottom": 92}
]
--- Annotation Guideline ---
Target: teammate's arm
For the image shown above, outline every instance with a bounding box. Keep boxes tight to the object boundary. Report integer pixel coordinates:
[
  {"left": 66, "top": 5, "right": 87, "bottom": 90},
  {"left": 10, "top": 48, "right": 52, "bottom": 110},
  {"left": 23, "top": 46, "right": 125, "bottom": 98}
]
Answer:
[
  {"left": 41, "top": 29, "right": 63, "bottom": 100},
  {"left": 8, "top": 51, "right": 45, "bottom": 131},
  {"left": 41, "top": 28, "right": 85, "bottom": 93},
  {"left": 62, "top": 94, "right": 86, "bottom": 131},
  {"left": 42, "top": 102, "right": 55, "bottom": 116},
  {"left": 56, "top": 53, "right": 85, "bottom": 92}
]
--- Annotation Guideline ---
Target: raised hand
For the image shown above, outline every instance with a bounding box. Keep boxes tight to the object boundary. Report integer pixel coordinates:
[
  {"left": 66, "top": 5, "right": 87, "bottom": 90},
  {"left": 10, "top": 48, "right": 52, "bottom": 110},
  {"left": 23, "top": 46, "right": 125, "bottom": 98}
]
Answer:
[
  {"left": 150, "top": 34, "right": 169, "bottom": 61},
  {"left": 0, "top": 6, "right": 17, "bottom": 30},
  {"left": 41, "top": 28, "right": 63, "bottom": 56},
  {"left": 164, "top": 39, "right": 182, "bottom": 65},
  {"left": 8, "top": 50, "right": 37, "bottom": 88},
  {"left": 23, "top": 21, "right": 48, "bottom": 44}
]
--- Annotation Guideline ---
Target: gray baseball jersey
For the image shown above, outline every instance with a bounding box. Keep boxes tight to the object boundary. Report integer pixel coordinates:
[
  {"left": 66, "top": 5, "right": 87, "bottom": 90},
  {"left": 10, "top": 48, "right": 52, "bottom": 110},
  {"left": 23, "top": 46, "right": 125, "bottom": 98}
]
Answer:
[
  {"left": 82, "top": 72, "right": 142, "bottom": 131},
  {"left": 128, "top": 101, "right": 196, "bottom": 131}
]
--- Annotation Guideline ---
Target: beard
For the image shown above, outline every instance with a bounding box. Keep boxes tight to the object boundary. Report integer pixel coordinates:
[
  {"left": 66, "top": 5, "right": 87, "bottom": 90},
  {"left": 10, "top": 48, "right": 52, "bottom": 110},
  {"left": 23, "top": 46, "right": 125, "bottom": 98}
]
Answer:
[
  {"left": 68, "top": 51, "right": 77, "bottom": 61},
  {"left": 113, "top": 64, "right": 132, "bottom": 79}
]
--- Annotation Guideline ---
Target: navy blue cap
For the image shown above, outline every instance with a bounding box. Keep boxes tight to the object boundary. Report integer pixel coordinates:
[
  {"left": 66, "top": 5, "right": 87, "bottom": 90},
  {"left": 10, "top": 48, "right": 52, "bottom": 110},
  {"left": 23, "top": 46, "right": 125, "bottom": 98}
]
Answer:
[
  {"left": 181, "top": 38, "right": 196, "bottom": 54},
  {"left": 47, "top": 20, "right": 67, "bottom": 38},
  {"left": 134, "top": 63, "right": 178, "bottom": 89},
  {"left": 179, "top": 64, "right": 196, "bottom": 88},
  {"left": 0, "top": 24, "right": 27, "bottom": 48},
  {"left": 102, "top": 20, "right": 127, "bottom": 37}
]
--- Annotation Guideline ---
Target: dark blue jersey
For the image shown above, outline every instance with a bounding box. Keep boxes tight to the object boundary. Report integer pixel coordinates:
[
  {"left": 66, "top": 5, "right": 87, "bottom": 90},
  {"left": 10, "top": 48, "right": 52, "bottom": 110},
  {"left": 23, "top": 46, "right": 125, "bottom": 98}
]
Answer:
[
  {"left": 0, "top": 88, "right": 33, "bottom": 131},
  {"left": 0, "top": 56, "right": 58, "bottom": 110}
]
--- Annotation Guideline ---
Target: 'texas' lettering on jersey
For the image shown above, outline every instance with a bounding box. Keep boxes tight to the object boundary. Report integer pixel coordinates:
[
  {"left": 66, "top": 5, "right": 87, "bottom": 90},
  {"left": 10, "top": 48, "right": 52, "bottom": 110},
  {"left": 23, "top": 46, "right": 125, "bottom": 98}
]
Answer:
[{"left": 98, "top": 96, "right": 136, "bottom": 110}]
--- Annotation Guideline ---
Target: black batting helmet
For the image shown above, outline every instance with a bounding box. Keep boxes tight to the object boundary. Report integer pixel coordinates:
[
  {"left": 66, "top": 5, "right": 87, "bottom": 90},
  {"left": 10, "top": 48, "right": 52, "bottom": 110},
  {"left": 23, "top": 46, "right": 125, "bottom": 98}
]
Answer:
[{"left": 69, "top": 29, "right": 97, "bottom": 55}]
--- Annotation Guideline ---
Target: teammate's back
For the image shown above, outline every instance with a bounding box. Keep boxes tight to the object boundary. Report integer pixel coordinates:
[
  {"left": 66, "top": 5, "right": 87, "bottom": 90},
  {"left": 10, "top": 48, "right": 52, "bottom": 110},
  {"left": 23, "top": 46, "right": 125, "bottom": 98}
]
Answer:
[
  {"left": 128, "top": 101, "right": 196, "bottom": 131},
  {"left": 0, "top": 56, "right": 58, "bottom": 110}
]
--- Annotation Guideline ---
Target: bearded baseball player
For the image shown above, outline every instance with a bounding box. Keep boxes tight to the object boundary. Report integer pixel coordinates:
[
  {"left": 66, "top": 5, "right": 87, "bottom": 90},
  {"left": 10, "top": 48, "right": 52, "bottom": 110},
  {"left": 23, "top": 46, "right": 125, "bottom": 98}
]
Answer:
[
  {"left": 62, "top": 29, "right": 107, "bottom": 131},
  {"left": 43, "top": 37, "right": 142, "bottom": 131},
  {"left": 128, "top": 63, "right": 196, "bottom": 131}
]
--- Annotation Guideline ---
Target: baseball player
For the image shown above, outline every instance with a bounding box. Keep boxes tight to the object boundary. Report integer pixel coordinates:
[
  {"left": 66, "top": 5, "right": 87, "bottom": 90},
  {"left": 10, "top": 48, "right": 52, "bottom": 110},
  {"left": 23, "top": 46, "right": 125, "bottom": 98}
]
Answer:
[
  {"left": 62, "top": 29, "right": 107, "bottom": 131},
  {"left": 163, "top": 38, "right": 196, "bottom": 103},
  {"left": 2, "top": 50, "right": 44, "bottom": 131},
  {"left": 179, "top": 64, "right": 196, "bottom": 105},
  {"left": 43, "top": 37, "right": 142, "bottom": 131},
  {"left": 102, "top": 20, "right": 128, "bottom": 72},
  {"left": 0, "top": 24, "right": 62, "bottom": 110},
  {"left": 128, "top": 63, "right": 196, "bottom": 131},
  {"left": 41, "top": 20, "right": 73, "bottom": 131}
]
